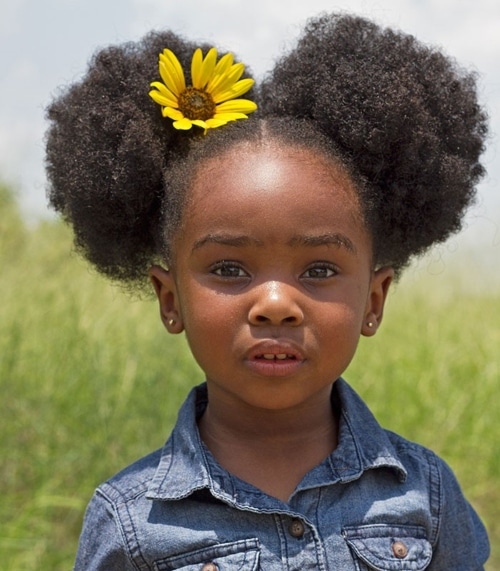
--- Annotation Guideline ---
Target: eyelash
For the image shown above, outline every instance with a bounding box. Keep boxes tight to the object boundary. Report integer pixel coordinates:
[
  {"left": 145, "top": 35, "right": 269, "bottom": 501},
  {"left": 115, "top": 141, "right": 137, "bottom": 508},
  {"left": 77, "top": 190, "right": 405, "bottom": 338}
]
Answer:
[
  {"left": 210, "top": 261, "right": 338, "bottom": 280},
  {"left": 301, "top": 262, "right": 338, "bottom": 279},
  {"left": 211, "top": 260, "right": 248, "bottom": 278}
]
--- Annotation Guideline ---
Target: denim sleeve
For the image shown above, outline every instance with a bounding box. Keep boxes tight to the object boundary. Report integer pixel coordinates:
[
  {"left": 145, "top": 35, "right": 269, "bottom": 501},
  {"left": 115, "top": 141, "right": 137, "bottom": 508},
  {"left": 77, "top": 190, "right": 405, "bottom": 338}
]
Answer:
[
  {"left": 429, "top": 456, "right": 490, "bottom": 570},
  {"left": 73, "top": 489, "right": 137, "bottom": 571}
]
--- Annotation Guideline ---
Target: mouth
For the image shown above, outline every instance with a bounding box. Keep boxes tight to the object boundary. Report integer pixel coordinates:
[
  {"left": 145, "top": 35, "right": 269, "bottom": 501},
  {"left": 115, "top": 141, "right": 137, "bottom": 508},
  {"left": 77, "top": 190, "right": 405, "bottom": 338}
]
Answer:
[
  {"left": 246, "top": 342, "right": 304, "bottom": 377},
  {"left": 256, "top": 353, "right": 298, "bottom": 361}
]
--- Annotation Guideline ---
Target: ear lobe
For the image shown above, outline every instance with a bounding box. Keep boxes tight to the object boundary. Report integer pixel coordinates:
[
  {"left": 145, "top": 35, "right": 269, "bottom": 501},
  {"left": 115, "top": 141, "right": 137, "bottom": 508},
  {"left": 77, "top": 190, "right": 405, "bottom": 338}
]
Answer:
[
  {"left": 148, "top": 265, "right": 184, "bottom": 334},
  {"left": 362, "top": 266, "right": 394, "bottom": 337}
]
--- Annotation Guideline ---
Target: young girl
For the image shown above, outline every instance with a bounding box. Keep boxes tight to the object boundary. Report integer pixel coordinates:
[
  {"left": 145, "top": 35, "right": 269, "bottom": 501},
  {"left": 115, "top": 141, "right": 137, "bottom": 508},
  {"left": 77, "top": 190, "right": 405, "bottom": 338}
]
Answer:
[{"left": 45, "top": 13, "right": 490, "bottom": 570}]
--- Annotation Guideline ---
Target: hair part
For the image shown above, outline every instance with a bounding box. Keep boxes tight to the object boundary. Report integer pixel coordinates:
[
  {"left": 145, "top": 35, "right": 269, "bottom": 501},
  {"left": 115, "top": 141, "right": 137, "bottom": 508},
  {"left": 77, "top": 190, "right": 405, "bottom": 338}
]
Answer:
[{"left": 161, "top": 118, "right": 372, "bottom": 264}]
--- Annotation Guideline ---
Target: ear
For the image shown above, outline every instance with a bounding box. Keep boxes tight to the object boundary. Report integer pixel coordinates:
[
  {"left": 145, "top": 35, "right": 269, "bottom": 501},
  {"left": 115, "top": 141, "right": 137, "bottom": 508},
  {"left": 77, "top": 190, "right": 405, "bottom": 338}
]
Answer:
[
  {"left": 149, "top": 265, "right": 184, "bottom": 334},
  {"left": 361, "top": 266, "right": 394, "bottom": 337}
]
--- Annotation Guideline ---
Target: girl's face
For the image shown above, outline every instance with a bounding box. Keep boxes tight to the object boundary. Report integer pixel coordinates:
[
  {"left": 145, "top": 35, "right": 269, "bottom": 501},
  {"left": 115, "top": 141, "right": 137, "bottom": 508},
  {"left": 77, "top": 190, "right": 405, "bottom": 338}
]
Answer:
[{"left": 151, "top": 144, "right": 393, "bottom": 413}]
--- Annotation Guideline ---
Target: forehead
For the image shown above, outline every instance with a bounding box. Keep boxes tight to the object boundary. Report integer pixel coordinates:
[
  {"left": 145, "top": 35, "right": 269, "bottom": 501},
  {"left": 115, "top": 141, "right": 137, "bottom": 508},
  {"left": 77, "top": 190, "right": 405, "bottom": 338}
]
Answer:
[{"left": 185, "top": 144, "right": 363, "bottom": 229}]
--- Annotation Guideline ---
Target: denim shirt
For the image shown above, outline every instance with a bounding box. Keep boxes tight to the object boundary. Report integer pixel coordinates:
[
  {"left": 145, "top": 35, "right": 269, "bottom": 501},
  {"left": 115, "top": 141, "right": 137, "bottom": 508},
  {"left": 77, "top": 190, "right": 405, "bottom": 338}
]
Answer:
[{"left": 74, "top": 379, "right": 489, "bottom": 570}]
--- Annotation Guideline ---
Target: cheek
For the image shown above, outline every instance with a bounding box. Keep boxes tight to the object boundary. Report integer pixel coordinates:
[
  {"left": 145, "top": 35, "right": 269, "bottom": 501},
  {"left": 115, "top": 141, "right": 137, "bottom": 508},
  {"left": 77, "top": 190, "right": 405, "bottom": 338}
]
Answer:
[
  {"left": 315, "top": 306, "right": 364, "bottom": 371},
  {"left": 309, "top": 293, "right": 368, "bottom": 359},
  {"left": 181, "top": 309, "right": 240, "bottom": 381},
  {"left": 179, "top": 289, "right": 240, "bottom": 350},
  {"left": 318, "top": 281, "right": 369, "bottom": 322},
  {"left": 316, "top": 304, "right": 363, "bottom": 338}
]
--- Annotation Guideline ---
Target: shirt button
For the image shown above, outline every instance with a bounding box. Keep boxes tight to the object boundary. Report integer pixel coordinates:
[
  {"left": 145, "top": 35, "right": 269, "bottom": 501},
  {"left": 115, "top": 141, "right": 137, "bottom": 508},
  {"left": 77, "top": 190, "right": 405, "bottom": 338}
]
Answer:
[
  {"left": 201, "top": 563, "right": 218, "bottom": 571},
  {"left": 392, "top": 541, "right": 408, "bottom": 559},
  {"left": 289, "top": 518, "right": 305, "bottom": 538}
]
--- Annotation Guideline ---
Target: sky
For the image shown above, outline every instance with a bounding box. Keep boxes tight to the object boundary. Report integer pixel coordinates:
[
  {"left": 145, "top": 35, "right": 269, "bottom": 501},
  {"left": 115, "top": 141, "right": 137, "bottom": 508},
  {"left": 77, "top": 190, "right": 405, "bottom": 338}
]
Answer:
[{"left": 1, "top": 0, "right": 499, "bottom": 260}]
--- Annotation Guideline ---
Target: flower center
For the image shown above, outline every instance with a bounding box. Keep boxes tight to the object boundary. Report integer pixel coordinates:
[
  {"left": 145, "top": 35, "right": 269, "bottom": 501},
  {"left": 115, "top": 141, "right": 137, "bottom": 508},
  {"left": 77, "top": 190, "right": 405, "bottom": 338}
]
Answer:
[{"left": 178, "top": 87, "right": 216, "bottom": 121}]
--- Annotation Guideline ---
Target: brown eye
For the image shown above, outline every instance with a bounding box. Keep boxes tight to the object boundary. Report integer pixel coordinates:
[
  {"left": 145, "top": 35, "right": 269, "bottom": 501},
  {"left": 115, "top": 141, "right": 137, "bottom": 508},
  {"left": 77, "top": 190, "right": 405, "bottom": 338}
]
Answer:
[
  {"left": 302, "top": 264, "right": 336, "bottom": 279},
  {"left": 212, "top": 261, "right": 248, "bottom": 278}
]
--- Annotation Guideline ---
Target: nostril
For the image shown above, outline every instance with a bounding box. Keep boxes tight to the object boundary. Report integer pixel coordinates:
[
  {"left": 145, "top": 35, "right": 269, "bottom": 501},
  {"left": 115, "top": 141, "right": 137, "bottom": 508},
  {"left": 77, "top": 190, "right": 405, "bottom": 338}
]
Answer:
[{"left": 252, "top": 314, "right": 299, "bottom": 325}]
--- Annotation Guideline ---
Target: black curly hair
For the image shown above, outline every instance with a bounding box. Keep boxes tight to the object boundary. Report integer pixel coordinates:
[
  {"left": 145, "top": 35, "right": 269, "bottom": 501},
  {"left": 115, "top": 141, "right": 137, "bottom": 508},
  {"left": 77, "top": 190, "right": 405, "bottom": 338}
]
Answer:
[{"left": 45, "top": 13, "right": 488, "bottom": 290}]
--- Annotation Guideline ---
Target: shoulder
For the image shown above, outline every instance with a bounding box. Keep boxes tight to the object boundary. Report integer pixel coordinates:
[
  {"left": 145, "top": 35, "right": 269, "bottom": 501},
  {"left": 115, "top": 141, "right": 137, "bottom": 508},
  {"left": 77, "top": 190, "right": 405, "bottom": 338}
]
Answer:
[
  {"left": 95, "top": 447, "right": 163, "bottom": 505},
  {"left": 384, "top": 428, "right": 468, "bottom": 498},
  {"left": 74, "top": 449, "right": 164, "bottom": 570},
  {"left": 384, "top": 428, "right": 473, "bottom": 515},
  {"left": 385, "top": 429, "right": 443, "bottom": 476},
  {"left": 382, "top": 430, "right": 490, "bottom": 567}
]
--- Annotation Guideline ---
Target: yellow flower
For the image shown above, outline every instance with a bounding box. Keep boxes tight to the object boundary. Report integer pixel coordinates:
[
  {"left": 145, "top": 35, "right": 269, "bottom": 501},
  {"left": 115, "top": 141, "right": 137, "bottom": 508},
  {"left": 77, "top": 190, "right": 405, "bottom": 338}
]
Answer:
[{"left": 149, "top": 47, "right": 257, "bottom": 131}]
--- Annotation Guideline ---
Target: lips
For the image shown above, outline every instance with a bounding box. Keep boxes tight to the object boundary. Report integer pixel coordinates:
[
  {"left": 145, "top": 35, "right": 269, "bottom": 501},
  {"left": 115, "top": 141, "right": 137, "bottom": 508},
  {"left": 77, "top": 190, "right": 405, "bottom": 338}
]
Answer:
[{"left": 246, "top": 341, "right": 304, "bottom": 377}]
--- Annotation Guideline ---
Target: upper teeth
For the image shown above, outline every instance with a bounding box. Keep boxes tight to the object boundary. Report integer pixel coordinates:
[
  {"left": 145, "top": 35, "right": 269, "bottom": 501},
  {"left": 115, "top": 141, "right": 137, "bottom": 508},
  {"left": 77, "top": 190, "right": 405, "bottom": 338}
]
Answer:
[{"left": 263, "top": 354, "right": 289, "bottom": 360}]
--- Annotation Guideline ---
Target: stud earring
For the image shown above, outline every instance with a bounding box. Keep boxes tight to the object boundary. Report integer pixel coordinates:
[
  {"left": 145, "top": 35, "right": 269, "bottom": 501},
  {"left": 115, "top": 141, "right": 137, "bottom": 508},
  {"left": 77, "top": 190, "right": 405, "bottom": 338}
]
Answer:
[
  {"left": 367, "top": 321, "right": 374, "bottom": 328},
  {"left": 168, "top": 318, "right": 176, "bottom": 326}
]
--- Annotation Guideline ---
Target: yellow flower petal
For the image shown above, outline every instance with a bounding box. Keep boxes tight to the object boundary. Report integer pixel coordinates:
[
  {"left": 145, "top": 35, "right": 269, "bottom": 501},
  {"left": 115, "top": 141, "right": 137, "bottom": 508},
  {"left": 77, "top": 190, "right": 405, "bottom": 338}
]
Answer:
[
  {"left": 227, "top": 62, "right": 245, "bottom": 82},
  {"left": 197, "top": 48, "right": 218, "bottom": 89},
  {"left": 205, "top": 53, "right": 236, "bottom": 94},
  {"left": 190, "top": 48, "right": 203, "bottom": 89},
  {"left": 149, "top": 89, "right": 176, "bottom": 108},
  {"left": 162, "top": 49, "right": 186, "bottom": 91},
  {"left": 173, "top": 117, "right": 194, "bottom": 130},
  {"left": 204, "top": 117, "right": 231, "bottom": 128},
  {"left": 212, "top": 78, "right": 254, "bottom": 104},
  {"left": 162, "top": 107, "right": 184, "bottom": 120},
  {"left": 206, "top": 70, "right": 237, "bottom": 97},
  {"left": 212, "top": 52, "right": 234, "bottom": 77},
  {"left": 149, "top": 83, "right": 179, "bottom": 108},
  {"left": 212, "top": 112, "right": 249, "bottom": 122},
  {"left": 150, "top": 81, "right": 178, "bottom": 103},
  {"left": 159, "top": 50, "right": 185, "bottom": 94},
  {"left": 209, "top": 63, "right": 245, "bottom": 100},
  {"left": 190, "top": 119, "right": 208, "bottom": 129},
  {"left": 159, "top": 61, "right": 183, "bottom": 96},
  {"left": 215, "top": 99, "right": 258, "bottom": 114}
]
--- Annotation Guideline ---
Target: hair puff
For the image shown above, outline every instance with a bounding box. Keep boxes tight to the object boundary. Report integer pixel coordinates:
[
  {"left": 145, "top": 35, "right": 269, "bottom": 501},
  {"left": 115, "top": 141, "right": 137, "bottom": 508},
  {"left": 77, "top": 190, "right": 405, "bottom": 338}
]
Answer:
[
  {"left": 260, "top": 13, "right": 488, "bottom": 270},
  {"left": 46, "top": 31, "right": 254, "bottom": 286}
]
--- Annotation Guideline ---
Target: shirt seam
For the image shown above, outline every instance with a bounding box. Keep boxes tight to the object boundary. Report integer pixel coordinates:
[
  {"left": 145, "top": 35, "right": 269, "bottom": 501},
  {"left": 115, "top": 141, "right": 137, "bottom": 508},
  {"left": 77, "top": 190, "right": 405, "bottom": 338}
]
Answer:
[{"left": 96, "top": 486, "right": 150, "bottom": 571}]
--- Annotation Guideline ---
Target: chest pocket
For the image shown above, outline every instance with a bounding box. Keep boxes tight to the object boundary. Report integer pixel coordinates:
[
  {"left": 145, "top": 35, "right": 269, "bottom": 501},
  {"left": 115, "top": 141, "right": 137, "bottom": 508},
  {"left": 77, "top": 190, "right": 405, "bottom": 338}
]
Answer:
[
  {"left": 154, "top": 538, "right": 260, "bottom": 571},
  {"left": 343, "top": 525, "right": 432, "bottom": 571}
]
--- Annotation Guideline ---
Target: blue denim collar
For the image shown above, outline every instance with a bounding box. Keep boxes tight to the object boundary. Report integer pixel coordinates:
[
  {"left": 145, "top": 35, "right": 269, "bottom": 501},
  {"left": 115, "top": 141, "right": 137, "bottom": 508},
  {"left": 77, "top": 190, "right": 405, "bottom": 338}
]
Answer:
[{"left": 146, "top": 379, "right": 407, "bottom": 507}]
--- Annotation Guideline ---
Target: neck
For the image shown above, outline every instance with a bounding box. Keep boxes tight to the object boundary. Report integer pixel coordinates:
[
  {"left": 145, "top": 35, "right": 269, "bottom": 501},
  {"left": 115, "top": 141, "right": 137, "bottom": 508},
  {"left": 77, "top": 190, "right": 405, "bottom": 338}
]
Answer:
[
  {"left": 198, "top": 383, "right": 338, "bottom": 502},
  {"left": 202, "top": 388, "right": 336, "bottom": 441}
]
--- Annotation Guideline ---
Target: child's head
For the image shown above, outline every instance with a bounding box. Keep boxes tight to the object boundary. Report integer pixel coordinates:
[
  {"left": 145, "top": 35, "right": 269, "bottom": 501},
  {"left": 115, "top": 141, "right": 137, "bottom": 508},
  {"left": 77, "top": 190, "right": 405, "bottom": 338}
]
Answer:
[
  {"left": 149, "top": 138, "right": 394, "bottom": 410},
  {"left": 45, "top": 13, "right": 488, "bottom": 291}
]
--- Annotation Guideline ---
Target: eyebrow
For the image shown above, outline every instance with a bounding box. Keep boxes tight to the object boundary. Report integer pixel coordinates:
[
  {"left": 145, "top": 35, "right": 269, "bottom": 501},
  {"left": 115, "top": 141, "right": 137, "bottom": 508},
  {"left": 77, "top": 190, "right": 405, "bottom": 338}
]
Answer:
[
  {"left": 191, "top": 232, "right": 356, "bottom": 254},
  {"left": 288, "top": 232, "right": 357, "bottom": 253},
  {"left": 191, "top": 233, "right": 263, "bottom": 252}
]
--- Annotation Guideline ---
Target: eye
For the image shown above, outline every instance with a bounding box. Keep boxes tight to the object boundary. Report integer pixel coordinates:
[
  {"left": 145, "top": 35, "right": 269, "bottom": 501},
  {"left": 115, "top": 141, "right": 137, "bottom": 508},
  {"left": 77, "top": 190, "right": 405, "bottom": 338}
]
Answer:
[
  {"left": 211, "top": 260, "right": 249, "bottom": 278},
  {"left": 302, "top": 263, "right": 337, "bottom": 279}
]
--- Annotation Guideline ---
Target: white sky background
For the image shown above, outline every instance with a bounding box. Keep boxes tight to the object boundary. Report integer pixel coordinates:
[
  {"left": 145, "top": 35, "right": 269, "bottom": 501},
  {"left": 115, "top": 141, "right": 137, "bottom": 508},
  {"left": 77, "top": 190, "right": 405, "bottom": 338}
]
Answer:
[{"left": 1, "top": 0, "right": 499, "bottom": 263}]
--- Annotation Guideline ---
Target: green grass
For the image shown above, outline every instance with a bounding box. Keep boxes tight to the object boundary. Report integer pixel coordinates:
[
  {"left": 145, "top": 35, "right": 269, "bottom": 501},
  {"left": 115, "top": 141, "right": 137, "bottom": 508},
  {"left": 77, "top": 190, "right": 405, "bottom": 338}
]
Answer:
[{"left": 1, "top": 185, "right": 499, "bottom": 569}]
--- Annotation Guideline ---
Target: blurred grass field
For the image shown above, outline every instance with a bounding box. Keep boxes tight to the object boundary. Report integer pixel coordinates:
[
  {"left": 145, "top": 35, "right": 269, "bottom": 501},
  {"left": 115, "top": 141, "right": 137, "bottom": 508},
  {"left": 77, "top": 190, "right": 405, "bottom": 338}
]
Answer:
[{"left": 1, "top": 184, "right": 499, "bottom": 570}]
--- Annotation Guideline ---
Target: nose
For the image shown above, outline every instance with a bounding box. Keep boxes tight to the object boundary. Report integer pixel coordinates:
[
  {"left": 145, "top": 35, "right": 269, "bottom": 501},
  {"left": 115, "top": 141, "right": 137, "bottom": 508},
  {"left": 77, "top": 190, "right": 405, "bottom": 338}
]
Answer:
[{"left": 248, "top": 281, "right": 304, "bottom": 326}]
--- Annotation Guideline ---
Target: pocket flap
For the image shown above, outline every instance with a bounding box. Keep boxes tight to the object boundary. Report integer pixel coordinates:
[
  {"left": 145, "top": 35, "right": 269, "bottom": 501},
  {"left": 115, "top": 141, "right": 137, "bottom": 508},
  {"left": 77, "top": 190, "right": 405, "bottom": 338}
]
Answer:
[
  {"left": 154, "top": 538, "right": 260, "bottom": 571},
  {"left": 343, "top": 525, "right": 432, "bottom": 570}
]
